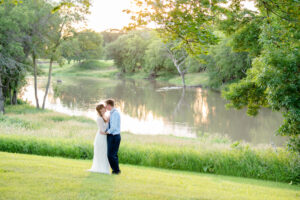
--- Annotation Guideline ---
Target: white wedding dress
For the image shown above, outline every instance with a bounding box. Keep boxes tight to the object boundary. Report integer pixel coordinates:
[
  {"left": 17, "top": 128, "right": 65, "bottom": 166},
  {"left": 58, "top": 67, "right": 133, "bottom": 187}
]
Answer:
[{"left": 88, "top": 116, "right": 111, "bottom": 174}]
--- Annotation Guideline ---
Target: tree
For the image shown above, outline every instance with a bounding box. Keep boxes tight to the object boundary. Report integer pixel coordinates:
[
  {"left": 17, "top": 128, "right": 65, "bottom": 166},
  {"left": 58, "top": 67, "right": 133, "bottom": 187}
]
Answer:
[
  {"left": 75, "top": 30, "right": 104, "bottom": 61},
  {"left": 166, "top": 42, "right": 189, "bottom": 87},
  {"left": 125, "top": 0, "right": 220, "bottom": 55},
  {"left": 16, "top": 0, "right": 58, "bottom": 109},
  {"left": 221, "top": 0, "right": 300, "bottom": 153},
  {"left": 144, "top": 36, "right": 175, "bottom": 78},
  {"left": 0, "top": 0, "right": 91, "bottom": 111},
  {"left": 127, "top": 0, "right": 300, "bottom": 152},
  {"left": 125, "top": 0, "right": 221, "bottom": 86},
  {"left": 106, "top": 31, "right": 150, "bottom": 73},
  {"left": 0, "top": 1, "right": 27, "bottom": 113},
  {"left": 205, "top": 39, "right": 251, "bottom": 88},
  {"left": 60, "top": 38, "right": 81, "bottom": 63},
  {"left": 41, "top": 0, "right": 90, "bottom": 109},
  {"left": 101, "top": 29, "right": 124, "bottom": 46},
  {"left": 61, "top": 30, "right": 103, "bottom": 63}
]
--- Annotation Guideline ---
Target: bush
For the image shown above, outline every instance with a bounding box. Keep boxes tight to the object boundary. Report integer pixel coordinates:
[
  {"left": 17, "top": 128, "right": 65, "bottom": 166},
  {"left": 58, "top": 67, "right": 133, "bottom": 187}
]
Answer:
[
  {"left": 0, "top": 135, "right": 299, "bottom": 183},
  {"left": 73, "top": 60, "right": 112, "bottom": 70}
]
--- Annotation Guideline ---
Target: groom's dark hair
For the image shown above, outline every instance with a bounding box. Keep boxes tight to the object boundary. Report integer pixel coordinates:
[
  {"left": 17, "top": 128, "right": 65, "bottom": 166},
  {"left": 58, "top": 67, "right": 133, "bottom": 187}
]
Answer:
[{"left": 105, "top": 99, "right": 115, "bottom": 107}]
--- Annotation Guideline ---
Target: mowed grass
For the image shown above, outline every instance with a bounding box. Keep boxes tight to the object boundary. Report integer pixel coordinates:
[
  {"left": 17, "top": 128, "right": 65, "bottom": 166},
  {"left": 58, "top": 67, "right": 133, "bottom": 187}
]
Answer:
[
  {"left": 49, "top": 60, "right": 118, "bottom": 78},
  {"left": 167, "top": 72, "right": 210, "bottom": 87},
  {"left": 124, "top": 72, "right": 210, "bottom": 87},
  {"left": 0, "top": 152, "right": 299, "bottom": 200}
]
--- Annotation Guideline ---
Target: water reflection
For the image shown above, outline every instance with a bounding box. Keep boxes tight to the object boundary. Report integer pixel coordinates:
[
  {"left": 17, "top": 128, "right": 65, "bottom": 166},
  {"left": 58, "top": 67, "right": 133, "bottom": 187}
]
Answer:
[
  {"left": 20, "top": 77, "right": 285, "bottom": 145},
  {"left": 193, "top": 88, "right": 209, "bottom": 124}
]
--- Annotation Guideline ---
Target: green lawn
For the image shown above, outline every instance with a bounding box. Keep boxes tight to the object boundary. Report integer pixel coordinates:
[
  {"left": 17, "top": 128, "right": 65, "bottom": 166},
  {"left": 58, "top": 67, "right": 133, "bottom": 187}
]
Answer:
[
  {"left": 125, "top": 72, "right": 210, "bottom": 87},
  {"left": 44, "top": 60, "right": 118, "bottom": 79},
  {"left": 0, "top": 152, "right": 299, "bottom": 200},
  {"left": 167, "top": 72, "right": 210, "bottom": 87}
]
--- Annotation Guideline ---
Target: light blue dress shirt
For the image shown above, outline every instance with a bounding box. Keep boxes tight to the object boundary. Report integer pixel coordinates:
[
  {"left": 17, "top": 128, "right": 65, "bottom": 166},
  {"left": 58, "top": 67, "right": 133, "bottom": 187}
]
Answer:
[{"left": 106, "top": 108, "right": 121, "bottom": 135}]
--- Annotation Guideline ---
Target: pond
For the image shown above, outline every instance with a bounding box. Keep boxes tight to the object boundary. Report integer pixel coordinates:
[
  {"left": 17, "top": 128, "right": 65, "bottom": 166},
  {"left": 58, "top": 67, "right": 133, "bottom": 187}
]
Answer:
[{"left": 20, "top": 76, "right": 285, "bottom": 146}]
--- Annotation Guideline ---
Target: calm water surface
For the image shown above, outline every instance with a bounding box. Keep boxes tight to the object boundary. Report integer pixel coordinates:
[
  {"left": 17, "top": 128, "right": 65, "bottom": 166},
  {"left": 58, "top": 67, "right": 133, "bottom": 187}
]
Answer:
[{"left": 20, "top": 77, "right": 285, "bottom": 146}]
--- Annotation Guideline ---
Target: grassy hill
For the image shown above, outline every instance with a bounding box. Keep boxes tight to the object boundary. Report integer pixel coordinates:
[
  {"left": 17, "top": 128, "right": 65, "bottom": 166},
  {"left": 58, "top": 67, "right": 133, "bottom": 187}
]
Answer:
[{"left": 1, "top": 152, "right": 299, "bottom": 200}]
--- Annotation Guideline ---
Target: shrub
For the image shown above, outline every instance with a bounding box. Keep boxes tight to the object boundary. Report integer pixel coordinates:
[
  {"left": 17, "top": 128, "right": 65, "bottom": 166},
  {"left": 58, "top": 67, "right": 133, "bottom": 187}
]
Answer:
[{"left": 73, "top": 60, "right": 112, "bottom": 70}]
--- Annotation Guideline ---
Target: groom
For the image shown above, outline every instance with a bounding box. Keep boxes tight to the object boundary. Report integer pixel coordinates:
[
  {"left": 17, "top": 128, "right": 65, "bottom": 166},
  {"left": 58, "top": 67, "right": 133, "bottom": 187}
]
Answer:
[{"left": 101, "top": 99, "right": 121, "bottom": 175}]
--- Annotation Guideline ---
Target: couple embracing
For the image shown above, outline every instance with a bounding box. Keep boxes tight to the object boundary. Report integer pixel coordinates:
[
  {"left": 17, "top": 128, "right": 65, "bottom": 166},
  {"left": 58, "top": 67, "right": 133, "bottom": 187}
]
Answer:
[{"left": 88, "top": 99, "right": 121, "bottom": 175}]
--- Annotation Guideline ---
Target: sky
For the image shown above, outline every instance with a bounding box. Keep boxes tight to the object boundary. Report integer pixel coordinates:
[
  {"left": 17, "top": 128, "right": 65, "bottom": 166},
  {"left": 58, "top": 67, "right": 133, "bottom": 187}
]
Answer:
[
  {"left": 85, "top": 0, "right": 134, "bottom": 32},
  {"left": 85, "top": 0, "right": 257, "bottom": 32}
]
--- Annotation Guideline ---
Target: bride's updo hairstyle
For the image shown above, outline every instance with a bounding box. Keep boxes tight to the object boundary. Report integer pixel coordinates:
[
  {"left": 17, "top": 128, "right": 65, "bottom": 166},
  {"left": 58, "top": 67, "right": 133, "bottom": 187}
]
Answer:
[{"left": 96, "top": 104, "right": 107, "bottom": 122}]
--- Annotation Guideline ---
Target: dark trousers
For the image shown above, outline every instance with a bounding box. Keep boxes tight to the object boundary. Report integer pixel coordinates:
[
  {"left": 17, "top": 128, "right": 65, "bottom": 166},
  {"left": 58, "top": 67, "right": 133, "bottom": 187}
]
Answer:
[{"left": 107, "top": 134, "right": 121, "bottom": 173}]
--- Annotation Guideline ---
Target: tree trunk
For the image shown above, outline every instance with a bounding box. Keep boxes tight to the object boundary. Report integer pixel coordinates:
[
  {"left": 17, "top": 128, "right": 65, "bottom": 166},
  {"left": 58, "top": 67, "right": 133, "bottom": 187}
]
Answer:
[
  {"left": 7, "top": 84, "right": 12, "bottom": 105},
  {"left": 12, "top": 89, "right": 17, "bottom": 105},
  {"left": 42, "top": 57, "right": 53, "bottom": 109},
  {"left": 181, "top": 72, "right": 186, "bottom": 87},
  {"left": 4, "top": 81, "right": 9, "bottom": 102},
  {"left": 10, "top": 89, "right": 13, "bottom": 105},
  {"left": 32, "top": 52, "right": 40, "bottom": 109},
  {"left": 0, "top": 73, "right": 4, "bottom": 114},
  {"left": 173, "top": 87, "right": 185, "bottom": 115}
]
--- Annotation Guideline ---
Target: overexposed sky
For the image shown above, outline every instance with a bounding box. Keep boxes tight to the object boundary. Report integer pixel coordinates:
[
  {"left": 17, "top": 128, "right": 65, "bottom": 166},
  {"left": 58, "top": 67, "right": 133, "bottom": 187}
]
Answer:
[
  {"left": 86, "top": 0, "right": 257, "bottom": 32},
  {"left": 86, "top": 0, "right": 133, "bottom": 32}
]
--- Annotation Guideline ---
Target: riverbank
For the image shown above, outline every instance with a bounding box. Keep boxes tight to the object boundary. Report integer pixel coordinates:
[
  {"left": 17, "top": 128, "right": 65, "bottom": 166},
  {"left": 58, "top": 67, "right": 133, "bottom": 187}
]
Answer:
[
  {"left": 41, "top": 59, "right": 211, "bottom": 87},
  {"left": 1, "top": 104, "right": 299, "bottom": 183},
  {"left": 1, "top": 152, "right": 299, "bottom": 200}
]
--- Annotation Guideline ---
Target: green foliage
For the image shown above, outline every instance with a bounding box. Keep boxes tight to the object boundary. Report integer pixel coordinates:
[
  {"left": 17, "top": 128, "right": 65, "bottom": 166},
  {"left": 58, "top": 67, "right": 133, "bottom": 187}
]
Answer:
[
  {"left": 106, "top": 31, "right": 150, "bottom": 73},
  {"left": 222, "top": 1, "right": 300, "bottom": 153},
  {"left": 61, "top": 30, "right": 104, "bottom": 63},
  {"left": 60, "top": 37, "right": 81, "bottom": 63},
  {"left": 76, "top": 30, "right": 104, "bottom": 61},
  {"left": 100, "top": 30, "right": 124, "bottom": 46},
  {"left": 144, "top": 36, "right": 176, "bottom": 77},
  {"left": 73, "top": 60, "right": 112, "bottom": 70},
  {"left": 186, "top": 55, "right": 207, "bottom": 73},
  {"left": 217, "top": 4, "right": 262, "bottom": 57},
  {"left": 0, "top": 2, "right": 28, "bottom": 110},
  {"left": 0, "top": 134, "right": 299, "bottom": 183},
  {"left": 0, "top": 0, "right": 90, "bottom": 111},
  {"left": 205, "top": 39, "right": 251, "bottom": 88},
  {"left": 126, "top": 0, "right": 220, "bottom": 55}
]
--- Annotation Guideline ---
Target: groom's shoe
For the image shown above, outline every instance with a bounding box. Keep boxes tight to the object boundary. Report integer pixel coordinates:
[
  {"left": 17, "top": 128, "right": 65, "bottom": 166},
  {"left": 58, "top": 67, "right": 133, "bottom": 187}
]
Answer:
[{"left": 112, "top": 170, "right": 121, "bottom": 175}]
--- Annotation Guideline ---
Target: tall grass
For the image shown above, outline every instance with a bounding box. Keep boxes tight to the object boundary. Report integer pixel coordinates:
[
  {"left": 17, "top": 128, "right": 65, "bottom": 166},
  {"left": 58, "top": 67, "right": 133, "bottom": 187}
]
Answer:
[{"left": 0, "top": 134, "right": 299, "bottom": 183}]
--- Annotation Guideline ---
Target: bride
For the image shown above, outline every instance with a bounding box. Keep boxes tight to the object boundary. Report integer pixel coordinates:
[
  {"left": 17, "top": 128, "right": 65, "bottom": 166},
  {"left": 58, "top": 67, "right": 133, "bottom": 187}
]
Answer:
[{"left": 88, "top": 104, "right": 111, "bottom": 174}]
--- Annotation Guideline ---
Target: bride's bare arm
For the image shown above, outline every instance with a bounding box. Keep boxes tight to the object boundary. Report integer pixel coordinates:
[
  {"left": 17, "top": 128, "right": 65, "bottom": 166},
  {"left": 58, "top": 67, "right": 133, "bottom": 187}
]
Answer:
[{"left": 97, "top": 117, "right": 102, "bottom": 132}]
